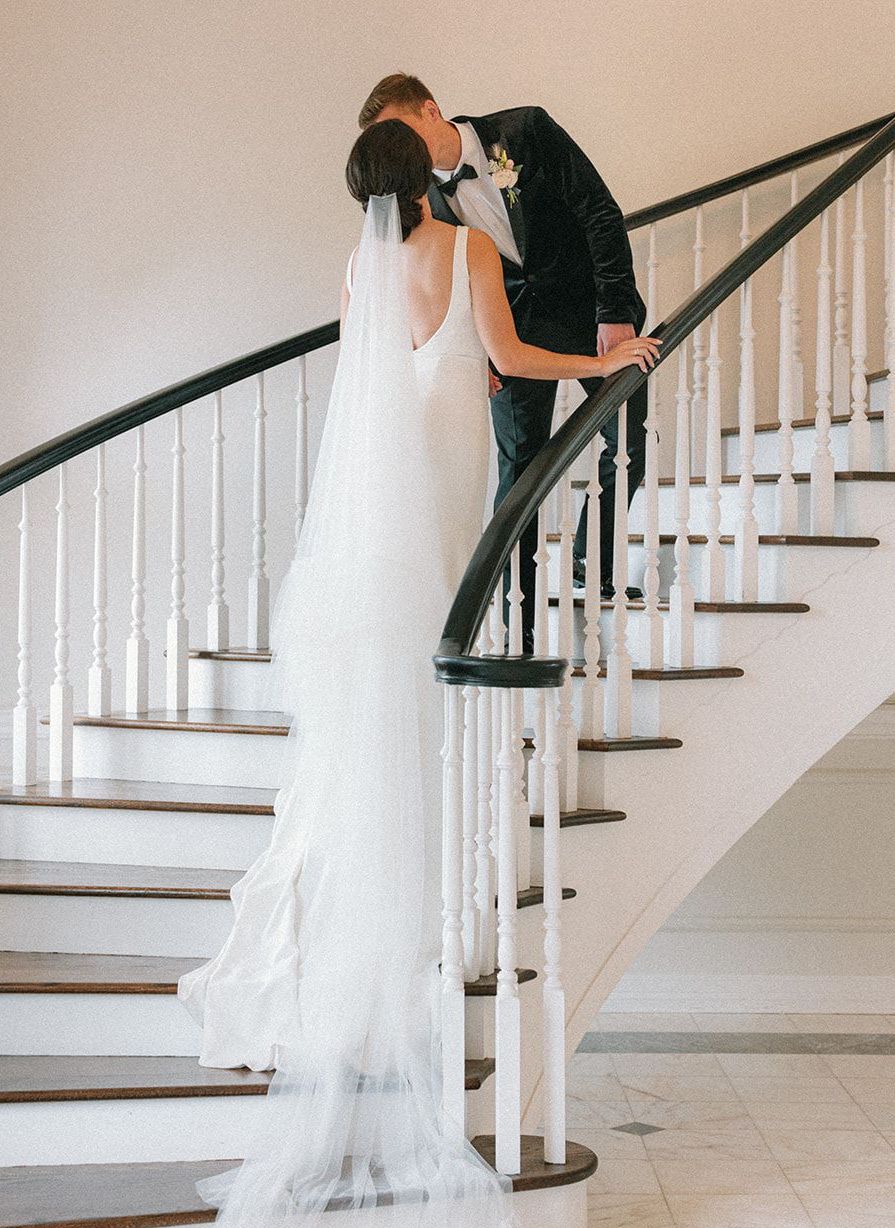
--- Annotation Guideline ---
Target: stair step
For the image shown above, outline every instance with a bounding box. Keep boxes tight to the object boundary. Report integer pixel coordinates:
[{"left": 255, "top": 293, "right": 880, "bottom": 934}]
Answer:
[
  {"left": 572, "top": 467, "right": 895, "bottom": 490},
  {"left": 0, "top": 1137, "right": 597, "bottom": 1227},
  {"left": 0, "top": 780, "right": 625, "bottom": 830},
  {"left": 718, "top": 371, "right": 888, "bottom": 437},
  {"left": 547, "top": 532, "right": 881, "bottom": 548},
  {"left": 529, "top": 807, "right": 626, "bottom": 828},
  {"left": 0, "top": 951, "right": 536, "bottom": 998},
  {"left": 522, "top": 735, "right": 682, "bottom": 753},
  {"left": 0, "top": 860, "right": 574, "bottom": 912},
  {"left": 569, "top": 663, "right": 744, "bottom": 681},
  {"left": 549, "top": 596, "right": 811, "bottom": 614},
  {"left": 0, "top": 1054, "right": 496, "bottom": 1100},
  {"left": 0, "top": 778, "right": 273, "bottom": 814}
]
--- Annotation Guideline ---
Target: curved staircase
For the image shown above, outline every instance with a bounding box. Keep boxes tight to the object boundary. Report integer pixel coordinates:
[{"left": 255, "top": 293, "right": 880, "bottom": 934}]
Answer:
[{"left": 2, "top": 114, "right": 895, "bottom": 1226}]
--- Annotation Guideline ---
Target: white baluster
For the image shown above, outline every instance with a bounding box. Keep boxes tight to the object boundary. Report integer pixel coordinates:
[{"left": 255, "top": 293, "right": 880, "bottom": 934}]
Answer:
[
  {"left": 167, "top": 408, "right": 189, "bottom": 711},
  {"left": 13, "top": 485, "right": 37, "bottom": 785},
  {"left": 885, "top": 152, "right": 894, "bottom": 297},
  {"left": 790, "top": 171, "right": 805, "bottom": 416},
  {"left": 669, "top": 347, "right": 694, "bottom": 667},
  {"left": 734, "top": 190, "right": 760, "bottom": 601},
  {"left": 125, "top": 426, "right": 149, "bottom": 714},
  {"left": 703, "top": 311, "right": 725, "bottom": 600},
  {"left": 475, "top": 615, "right": 496, "bottom": 978},
  {"left": 207, "top": 392, "right": 229, "bottom": 651},
  {"left": 849, "top": 177, "right": 871, "bottom": 469},
  {"left": 690, "top": 205, "right": 708, "bottom": 472},
  {"left": 247, "top": 372, "right": 270, "bottom": 651},
  {"left": 833, "top": 155, "right": 851, "bottom": 417},
  {"left": 811, "top": 208, "right": 836, "bottom": 534},
  {"left": 580, "top": 436, "right": 604, "bottom": 738},
  {"left": 87, "top": 446, "right": 111, "bottom": 716},
  {"left": 541, "top": 684, "right": 566, "bottom": 1165},
  {"left": 776, "top": 244, "right": 799, "bottom": 534},
  {"left": 495, "top": 683, "right": 521, "bottom": 1175},
  {"left": 49, "top": 464, "right": 72, "bottom": 782},
  {"left": 507, "top": 544, "right": 531, "bottom": 889},
  {"left": 605, "top": 403, "right": 634, "bottom": 731},
  {"left": 295, "top": 355, "right": 309, "bottom": 551},
  {"left": 441, "top": 684, "right": 466, "bottom": 1133},
  {"left": 462, "top": 681, "right": 480, "bottom": 977},
  {"left": 556, "top": 473, "right": 579, "bottom": 806},
  {"left": 640, "top": 222, "right": 664, "bottom": 667},
  {"left": 527, "top": 510, "right": 551, "bottom": 816},
  {"left": 886, "top": 155, "right": 895, "bottom": 472}
]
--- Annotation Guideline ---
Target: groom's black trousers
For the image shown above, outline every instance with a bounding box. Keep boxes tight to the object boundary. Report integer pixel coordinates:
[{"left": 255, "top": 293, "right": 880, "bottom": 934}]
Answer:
[{"left": 490, "top": 354, "right": 648, "bottom": 651}]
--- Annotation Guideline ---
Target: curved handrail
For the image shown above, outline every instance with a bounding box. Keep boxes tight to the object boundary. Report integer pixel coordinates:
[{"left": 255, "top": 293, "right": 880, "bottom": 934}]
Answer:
[
  {"left": 2, "top": 112, "right": 891, "bottom": 500},
  {"left": 625, "top": 111, "right": 894, "bottom": 231},
  {"left": 434, "top": 113, "right": 895, "bottom": 687},
  {"left": 0, "top": 321, "right": 339, "bottom": 498}
]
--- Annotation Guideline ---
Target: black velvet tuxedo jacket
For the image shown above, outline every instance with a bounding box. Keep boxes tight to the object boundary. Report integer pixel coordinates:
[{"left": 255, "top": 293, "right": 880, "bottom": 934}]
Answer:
[{"left": 427, "top": 106, "right": 646, "bottom": 354}]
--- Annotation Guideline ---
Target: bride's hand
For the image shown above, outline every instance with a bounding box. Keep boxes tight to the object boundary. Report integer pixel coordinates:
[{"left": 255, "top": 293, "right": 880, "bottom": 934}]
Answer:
[{"left": 596, "top": 336, "right": 663, "bottom": 376}]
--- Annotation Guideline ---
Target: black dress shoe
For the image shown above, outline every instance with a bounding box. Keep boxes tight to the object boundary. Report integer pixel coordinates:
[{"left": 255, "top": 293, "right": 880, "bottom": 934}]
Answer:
[{"left": 601, "top": 581, "right": 644, "bottom": 601}]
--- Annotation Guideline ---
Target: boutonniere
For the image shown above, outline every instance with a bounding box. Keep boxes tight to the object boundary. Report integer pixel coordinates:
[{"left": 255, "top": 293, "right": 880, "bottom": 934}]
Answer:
[{"left": 488, "top": 144, "right": 522, "bottom": 208}]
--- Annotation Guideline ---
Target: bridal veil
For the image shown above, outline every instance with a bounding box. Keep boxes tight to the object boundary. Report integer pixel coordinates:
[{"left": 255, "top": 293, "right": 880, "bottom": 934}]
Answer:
[{"left": 189, "top": 194, "right": 516, "bottom": 1226}]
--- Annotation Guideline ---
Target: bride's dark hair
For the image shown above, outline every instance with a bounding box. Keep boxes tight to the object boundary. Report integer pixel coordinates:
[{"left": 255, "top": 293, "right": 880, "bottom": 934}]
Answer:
[{"left": 345, "top": 119, "right": 433, "bottom": 240}]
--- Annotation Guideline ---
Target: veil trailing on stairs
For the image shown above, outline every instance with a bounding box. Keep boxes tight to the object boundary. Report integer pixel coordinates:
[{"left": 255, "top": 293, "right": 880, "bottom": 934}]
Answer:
[{"left": 182, "top": 195, "right": 516, "bottom": 1226}]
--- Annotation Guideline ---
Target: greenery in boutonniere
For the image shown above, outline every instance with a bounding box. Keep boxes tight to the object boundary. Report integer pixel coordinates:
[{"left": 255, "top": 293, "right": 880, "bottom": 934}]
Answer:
[{"left": 488, "top": 144, "right": 522, "bottom": 208}]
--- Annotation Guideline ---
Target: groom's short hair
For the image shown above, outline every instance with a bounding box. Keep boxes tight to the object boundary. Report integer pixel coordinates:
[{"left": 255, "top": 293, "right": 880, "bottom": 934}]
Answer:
[{"left": 358, "top": 74, "right": 436, "bottom": 128}]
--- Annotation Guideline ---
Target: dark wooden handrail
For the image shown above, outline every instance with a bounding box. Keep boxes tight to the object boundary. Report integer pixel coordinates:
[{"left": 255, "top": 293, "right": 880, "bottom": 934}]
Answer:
[
  {"left": 434, "top": 113, "right": 895, "bottom": 687},
  {"left": 625, "top": 111, "right": 895, "bottom": 231},
  {"left": 2, "top": 111, "right": 891, "bottom": 501},
  {"left": 0, "top": 322, "right": 339, "bottom": 498}
]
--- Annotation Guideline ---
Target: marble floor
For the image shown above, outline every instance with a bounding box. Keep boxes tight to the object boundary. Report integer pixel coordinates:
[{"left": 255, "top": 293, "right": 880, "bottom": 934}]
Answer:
[{"left": 574, "top": 1012, "right": 895, "bottom": 1227}]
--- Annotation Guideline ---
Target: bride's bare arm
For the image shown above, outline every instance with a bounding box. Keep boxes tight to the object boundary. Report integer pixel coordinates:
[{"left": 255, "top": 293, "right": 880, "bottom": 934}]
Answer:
[{"left": 467, "top": 229, "right": 660, "bottom": 381}]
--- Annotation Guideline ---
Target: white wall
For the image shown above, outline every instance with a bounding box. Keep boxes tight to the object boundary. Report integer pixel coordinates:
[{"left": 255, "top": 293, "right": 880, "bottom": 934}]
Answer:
[
  {"left": 1, "top": 0, "right": 893, "bottom": 709},
  {"left": 604, "top": 699, "right": 895, "bottom": 1014}
]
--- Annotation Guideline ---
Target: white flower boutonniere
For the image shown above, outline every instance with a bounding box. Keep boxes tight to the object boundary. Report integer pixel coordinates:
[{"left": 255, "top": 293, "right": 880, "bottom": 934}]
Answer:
[{"left": 488, "top": 144, "right": 522, "bottom": 208}]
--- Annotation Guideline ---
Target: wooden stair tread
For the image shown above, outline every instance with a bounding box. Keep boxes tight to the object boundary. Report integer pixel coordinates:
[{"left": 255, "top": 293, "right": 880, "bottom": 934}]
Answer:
[
  {"left": 529, "top": 807, "right": 626, "bottom": 828},
  {"left": 0, "top": 1137, "right": 596, "bottom": 1226},
  {"left": 0, "top": 1055, "right": 495, "bottom": 1100},
  {"left": 547, "top": 532, "right": 880, "bottom": 547},
  {"left": 718, "top": 371, "right": 887, "bottom": 436},
  {"left": 0, "top": 952, "right": 535, "bottom": 998},
  {"left": 549, "top": 595, "right": 810, "bottom": 613},
  {"left": 522, "top": 734, "right": 682, "bottom": 753},
  {"left": 569, "top": 663, "right": 744, "bottom": 681},
  {"left": 0, "top": 778, "right": 275, "bottom": 814},
  {"left": 571, "top": 468, "right": 895, "bottom": 490},
  {"left": 51, "top": 710, "right": 291, "bottom": 735},
  {"left": 0, "top": 860, "right": 574, "bottom": 911}
]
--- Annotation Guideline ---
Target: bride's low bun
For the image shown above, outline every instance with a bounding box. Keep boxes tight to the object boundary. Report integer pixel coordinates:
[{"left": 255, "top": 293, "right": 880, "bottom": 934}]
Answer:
[{"left": 346, "top": 120, "right": 433, "bottom": 240}]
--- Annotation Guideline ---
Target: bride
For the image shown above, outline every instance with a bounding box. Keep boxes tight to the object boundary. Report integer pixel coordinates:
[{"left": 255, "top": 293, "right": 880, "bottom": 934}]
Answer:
[{"left": 176, "top": 119, "right": 659, "bottom": 1226}]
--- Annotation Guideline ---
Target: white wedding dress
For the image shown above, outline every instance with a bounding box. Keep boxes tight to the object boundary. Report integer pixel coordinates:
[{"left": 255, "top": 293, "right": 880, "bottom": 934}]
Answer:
[{"left": 176, "top": 200, "right": 512, "bottom": 1227}]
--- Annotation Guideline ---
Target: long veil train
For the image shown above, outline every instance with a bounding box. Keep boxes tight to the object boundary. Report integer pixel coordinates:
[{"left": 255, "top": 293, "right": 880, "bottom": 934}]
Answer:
[{"left": 178, "top": 195, "right": 516, "bottom": 1226}]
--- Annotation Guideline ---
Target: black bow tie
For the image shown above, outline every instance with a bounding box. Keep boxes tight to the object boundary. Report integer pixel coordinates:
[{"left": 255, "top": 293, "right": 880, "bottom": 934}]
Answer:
[{"left": 438, "top": 162, "right": 478, "bottom": 197}]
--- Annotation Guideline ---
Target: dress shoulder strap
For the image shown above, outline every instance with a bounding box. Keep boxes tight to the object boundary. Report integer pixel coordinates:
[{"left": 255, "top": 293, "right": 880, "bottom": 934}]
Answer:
[{"left": 345, "top": 246, "right": 358, "bottom": 293}]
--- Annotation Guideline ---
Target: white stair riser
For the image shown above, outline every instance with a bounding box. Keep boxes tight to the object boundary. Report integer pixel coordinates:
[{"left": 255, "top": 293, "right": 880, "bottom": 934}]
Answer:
[
  {"left": 2, "top": 990, "right": 495, "bottom": 1056},
  {"left": 0, "top": 1082, "right": 493, "bottom": 1166},
  {"left": 73, "top": 725, "right": 286, "bottom": 787},
  {"left": 724, "top": 410, "right": 886, "bottom": 475},
  {"left": 0, "top": 889, "right": 550, "bottom": 958},
  {"left": 188, "top": 657, "right": 278, "bottom": 711},
  {"left": 0, "top": 895, "right": 233, "bottom": 957},
  {"left": 0, "top": 806, "right": 272, "bottom": 871}
]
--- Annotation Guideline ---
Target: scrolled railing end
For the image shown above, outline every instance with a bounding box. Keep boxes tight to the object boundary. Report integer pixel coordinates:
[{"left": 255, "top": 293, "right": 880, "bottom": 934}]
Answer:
[{"left": 433, "top": 644, "right": 568, "bottom": 688}]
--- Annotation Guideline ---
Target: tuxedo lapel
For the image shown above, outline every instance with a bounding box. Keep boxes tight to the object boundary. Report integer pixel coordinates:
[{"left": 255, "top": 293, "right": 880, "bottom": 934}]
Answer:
[{"left": 455, "top": 112, "right": 529, "bottom": 267}]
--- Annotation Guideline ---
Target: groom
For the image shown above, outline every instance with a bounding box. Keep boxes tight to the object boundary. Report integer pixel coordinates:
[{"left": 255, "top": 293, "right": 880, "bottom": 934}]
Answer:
[{"left": 359, "top": 74, "right": 647, "bottom": 652}]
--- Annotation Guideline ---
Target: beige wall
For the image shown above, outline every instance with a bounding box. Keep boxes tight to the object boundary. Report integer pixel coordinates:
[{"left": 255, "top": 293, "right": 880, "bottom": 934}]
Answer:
[{"left": 3, "top": 0, "right": 893, "bottom": 459}]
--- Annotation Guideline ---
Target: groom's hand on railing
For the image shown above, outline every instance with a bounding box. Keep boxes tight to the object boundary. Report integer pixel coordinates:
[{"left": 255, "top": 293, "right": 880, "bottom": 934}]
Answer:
[{"left": 597, "top": 321, "right": 636, "bottom": 356}]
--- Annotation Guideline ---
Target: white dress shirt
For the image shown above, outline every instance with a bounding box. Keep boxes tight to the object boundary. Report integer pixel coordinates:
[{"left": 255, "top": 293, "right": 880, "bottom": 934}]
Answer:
[{"left": 433, "top": 122, "right": 523, "bottom": 267}]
